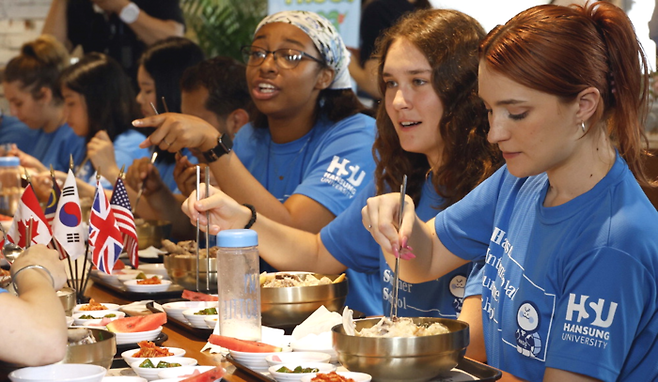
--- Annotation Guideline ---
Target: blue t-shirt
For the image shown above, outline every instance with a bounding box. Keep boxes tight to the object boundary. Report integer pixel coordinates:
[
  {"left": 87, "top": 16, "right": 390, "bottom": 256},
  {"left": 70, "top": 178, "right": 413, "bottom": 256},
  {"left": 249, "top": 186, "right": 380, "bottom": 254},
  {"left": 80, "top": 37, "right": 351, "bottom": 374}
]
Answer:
[
  {"left": 322, "top": 177, "right": 479, "bottom": 318},
  {"left": 234, "top": 113, "right": 377, "bottom": 274},
  {"left": 0, "top": 116, "right": 85, "bottom": 172},
  {"left": 435, "top": 153, "right": 658, "bottom": 381},
  {"left": 77, "top": 129, "right": 150, "bottom": 188}
]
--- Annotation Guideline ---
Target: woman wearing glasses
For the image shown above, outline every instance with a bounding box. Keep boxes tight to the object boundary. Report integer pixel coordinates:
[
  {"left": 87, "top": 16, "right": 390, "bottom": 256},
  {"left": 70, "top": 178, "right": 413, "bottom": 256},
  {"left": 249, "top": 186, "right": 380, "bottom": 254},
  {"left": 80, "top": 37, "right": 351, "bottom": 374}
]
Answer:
[{"left": 134, "top": 11, "right": 379, "bottom": 313}]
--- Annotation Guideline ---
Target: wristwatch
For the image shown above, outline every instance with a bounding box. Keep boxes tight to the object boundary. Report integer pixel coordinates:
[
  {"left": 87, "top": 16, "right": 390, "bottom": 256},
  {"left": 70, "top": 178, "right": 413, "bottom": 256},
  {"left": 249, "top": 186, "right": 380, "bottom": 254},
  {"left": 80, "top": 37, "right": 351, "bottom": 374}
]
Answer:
[
  {"left": 119, "top": 2, "right": 140, "bottom": 24},
  {"left": 202, "top": 134, "right": 233, "bottom": 163}
]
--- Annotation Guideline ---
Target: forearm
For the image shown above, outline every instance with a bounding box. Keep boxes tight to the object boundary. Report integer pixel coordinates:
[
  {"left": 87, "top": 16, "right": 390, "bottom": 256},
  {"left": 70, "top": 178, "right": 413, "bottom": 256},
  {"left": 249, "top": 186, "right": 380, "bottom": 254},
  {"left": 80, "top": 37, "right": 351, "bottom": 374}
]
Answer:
[
  {"left": 0, "top": 272, "right": 67, "bottom": 365},
  {"left": 42, "top": 0, "right": 69, "bottom": 46},
  {"left": 128, "top": 13, "right": 183, "bottom": 46},
  {"left": 208, "top": 153, "right": 298, "bottom": 227}
]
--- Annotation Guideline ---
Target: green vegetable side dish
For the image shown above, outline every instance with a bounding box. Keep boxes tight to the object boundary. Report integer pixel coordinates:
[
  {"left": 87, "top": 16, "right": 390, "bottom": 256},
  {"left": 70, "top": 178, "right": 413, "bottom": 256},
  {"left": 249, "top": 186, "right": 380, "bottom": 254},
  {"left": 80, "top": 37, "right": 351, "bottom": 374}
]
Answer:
[
  {"left": 194, "top": 307, "right": 218, "bottom": 315},
  {"left": 79, "top": 313, "right": 116, "bottom": 319},
  {"left": 136, "top": 272, "right": 147, "bottom": 280},
  {"left": 276, "top": 366, "right": 320, "bottom": 373},
  {"left": 138, "top": 359, "right": 182, "bottom": 368}
]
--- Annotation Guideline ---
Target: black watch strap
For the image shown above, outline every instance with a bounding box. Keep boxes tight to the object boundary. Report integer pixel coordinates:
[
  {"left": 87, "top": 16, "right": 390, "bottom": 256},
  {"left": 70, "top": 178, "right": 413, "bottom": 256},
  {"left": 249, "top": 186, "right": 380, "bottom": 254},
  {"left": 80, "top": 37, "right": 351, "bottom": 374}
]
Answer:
[{"left": 202, "top": 134, "right": 233, "bottom": 163}]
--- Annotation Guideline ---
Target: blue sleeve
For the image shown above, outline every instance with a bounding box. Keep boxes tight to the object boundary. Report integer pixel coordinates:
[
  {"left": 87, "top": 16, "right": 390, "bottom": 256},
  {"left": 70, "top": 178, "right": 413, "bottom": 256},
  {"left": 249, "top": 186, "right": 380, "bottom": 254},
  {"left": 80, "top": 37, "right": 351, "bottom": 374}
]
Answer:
[
  {"left": 545, "top": 247, "right": 656, "bottom": 381},
  {"left": 320, "top": 181, "right": 380, "bottom": 273},
  {"left": 435, "top": 166, "right": 507, "bottom": 262},
  {"left": 464, "top": 260, "right": 484, "bottom": 298},
  {"left": 294, "top": 114, "right": 377, "bottom": 217},
  {"left": 113, "top": 130, "right": 150, "bottom": 170}
]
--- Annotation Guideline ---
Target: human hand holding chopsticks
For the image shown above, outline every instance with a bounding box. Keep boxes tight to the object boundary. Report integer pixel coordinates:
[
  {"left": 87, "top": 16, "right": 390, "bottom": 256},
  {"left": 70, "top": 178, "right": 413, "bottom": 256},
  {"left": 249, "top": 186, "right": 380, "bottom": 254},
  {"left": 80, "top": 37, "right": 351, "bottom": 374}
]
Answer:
[
  {"left": 133, "top": 113, "right": 219, "bottom": 153},
  {"left": 125, "top": 156, "right": 165, "bottom": 197},
  {"left": 181, "top": 186, "right": 252, "bottom": 234},
  {"left": 361, "top": 192, "right": 416, "bottom": 260}
]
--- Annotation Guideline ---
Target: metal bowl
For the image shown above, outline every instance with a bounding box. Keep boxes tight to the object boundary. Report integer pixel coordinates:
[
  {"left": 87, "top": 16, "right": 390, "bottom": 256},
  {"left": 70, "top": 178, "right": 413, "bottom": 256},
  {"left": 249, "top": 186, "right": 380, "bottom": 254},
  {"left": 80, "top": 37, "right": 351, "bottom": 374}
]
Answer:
[
  {"left": 63, "top": 328, "right": 116, "bottom": 369},
  {"left": 332, "top": 317, "right": 469, "bottom": 382},
  {"left": 164, "top": 254, "right": 216, "bottom": 292},
  {"left": 58, "top": 287, "right": 76, "bottom": 316},
  {"left": 135, "top": 220, "right": 171, "bottom": 249},
  {"left": 261, "top": 272, "right": 348, "bottom": 328}
]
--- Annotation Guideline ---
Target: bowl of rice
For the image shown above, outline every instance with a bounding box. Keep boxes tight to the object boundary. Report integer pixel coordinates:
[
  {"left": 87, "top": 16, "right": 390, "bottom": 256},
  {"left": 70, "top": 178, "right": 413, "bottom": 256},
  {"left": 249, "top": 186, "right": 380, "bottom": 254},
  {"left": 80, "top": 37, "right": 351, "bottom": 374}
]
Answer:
[
  {"left": 331, "top": 317, "right": 469, "bottom": 382},
  {"left": 260, "top": 272, "right": 348, "bottom": 329}
]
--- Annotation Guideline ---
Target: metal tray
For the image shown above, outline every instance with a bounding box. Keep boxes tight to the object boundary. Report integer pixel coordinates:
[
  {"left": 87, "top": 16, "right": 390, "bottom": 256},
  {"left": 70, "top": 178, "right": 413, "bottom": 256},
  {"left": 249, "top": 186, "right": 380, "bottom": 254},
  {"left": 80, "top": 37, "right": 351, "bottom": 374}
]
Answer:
[
  {"left": 227, "top": 354, "right": 501, "bottom": 382},
  {"left": 90, "top": 272, "right": 184, "bottom": 300}
]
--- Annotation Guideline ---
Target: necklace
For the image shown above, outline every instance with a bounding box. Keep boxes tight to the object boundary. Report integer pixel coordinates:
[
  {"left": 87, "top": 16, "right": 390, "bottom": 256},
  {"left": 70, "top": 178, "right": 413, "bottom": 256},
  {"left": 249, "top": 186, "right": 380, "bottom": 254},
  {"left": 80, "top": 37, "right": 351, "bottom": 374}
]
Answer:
[{"left": 268, "top": 129, "right": 315, "bottom": 183}]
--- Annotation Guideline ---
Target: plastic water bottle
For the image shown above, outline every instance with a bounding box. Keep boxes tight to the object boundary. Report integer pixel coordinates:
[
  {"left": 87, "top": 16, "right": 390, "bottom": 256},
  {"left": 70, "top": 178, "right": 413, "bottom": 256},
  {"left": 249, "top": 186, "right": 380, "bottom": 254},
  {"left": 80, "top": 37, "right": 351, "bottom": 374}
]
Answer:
[
  {"left": 0, "top": 156, "right": 21, "bottom": 217},
  {"left": 216, "top": 229, "right": 261, "bottom": 340}
]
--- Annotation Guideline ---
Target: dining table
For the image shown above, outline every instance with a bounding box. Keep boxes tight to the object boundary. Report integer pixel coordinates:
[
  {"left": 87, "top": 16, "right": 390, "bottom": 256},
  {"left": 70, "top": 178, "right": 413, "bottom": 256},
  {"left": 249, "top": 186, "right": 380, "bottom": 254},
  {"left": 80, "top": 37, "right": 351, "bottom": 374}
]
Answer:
[{"left": 85, "top": 278, "right": 256, "bottom": 381}]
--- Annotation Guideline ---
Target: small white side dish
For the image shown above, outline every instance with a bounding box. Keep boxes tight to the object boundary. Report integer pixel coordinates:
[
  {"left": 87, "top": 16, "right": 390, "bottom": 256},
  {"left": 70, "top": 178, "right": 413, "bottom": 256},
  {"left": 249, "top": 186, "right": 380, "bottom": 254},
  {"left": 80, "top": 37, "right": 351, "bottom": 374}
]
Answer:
[
  {"left": 73, "top": 303, "right": 121, "bottom": 316},
  {"left": 121, "top": 347, "right": 186, "bottom": 365},
  {"left": 73, "top": 311, "right": 126, "bottom": 326},
  {"left": 130, "top": 357, "right": 197, "bottom": 380},
  {"left": 265, "top": 352, "right": 331, "bottom": 367},
  {"left": 102, "top": 377, "right": 148, "bottom": 382},
  {"left": 268, "top": 362, "right": 336, "bottom": 382},
  {"left": 161, "top": 301, "right": 217, "bottom": 324},
  {"left": 182, "top": 308, "right": 216, "bottom": 329},
  {"left": 8, "top": 363, "right": 106, "bottom": 382},
  {"left": 114, "top": 327, "right": 162, "bottom": 345},
  {"left": 124, "top": 279, "right": 173, "bottom": 293},
  {"left": 137, "top": 264, "right": 169, "bottom": 278}
]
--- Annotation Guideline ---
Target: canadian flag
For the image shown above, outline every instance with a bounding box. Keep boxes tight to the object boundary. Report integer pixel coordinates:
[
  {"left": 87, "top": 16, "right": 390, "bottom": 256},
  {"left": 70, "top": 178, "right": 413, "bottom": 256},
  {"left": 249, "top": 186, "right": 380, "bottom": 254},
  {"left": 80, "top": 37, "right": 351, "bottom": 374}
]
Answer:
[{"left": 7, "top": 184, "right": 52, "bottom": 248}]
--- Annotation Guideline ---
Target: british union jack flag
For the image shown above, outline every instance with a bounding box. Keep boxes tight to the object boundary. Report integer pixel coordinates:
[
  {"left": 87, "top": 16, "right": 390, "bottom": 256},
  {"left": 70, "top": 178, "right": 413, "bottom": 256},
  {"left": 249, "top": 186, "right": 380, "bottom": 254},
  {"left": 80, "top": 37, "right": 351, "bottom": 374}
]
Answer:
[{"left": 89, "top": 180, "right": 123, "bottom": 274}]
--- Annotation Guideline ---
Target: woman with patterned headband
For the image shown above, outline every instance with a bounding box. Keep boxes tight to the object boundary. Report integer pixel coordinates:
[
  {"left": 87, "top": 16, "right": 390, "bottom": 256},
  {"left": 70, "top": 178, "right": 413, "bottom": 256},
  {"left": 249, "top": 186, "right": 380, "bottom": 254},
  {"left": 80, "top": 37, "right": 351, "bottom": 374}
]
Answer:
[{"left": 133, "top": 11, "right": 379, "bottom": 314}]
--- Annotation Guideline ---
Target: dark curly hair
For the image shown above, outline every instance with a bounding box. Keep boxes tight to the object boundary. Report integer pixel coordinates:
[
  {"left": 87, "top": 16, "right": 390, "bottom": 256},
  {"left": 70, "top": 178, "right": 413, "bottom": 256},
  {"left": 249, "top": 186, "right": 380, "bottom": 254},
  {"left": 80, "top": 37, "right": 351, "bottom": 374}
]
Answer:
[{"left": 373, "top": 9, "right": 502, "bottom": 207}]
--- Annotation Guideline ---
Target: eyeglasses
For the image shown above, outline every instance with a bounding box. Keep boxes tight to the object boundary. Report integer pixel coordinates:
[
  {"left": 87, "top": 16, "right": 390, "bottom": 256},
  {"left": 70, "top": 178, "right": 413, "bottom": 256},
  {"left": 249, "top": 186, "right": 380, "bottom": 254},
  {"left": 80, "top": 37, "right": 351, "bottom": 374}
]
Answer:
[{"left": 241, "top": 46, "right": 324, "bottom": 69}]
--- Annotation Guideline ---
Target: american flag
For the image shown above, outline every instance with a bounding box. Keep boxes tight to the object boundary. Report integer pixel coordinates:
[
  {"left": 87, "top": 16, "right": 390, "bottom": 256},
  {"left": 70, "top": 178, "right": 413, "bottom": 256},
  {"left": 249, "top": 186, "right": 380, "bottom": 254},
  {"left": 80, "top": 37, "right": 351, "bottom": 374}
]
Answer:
[
  {"left": 89, "top": 180, "right": 123, "bottom": 274},
  {"left": 110, "top": 177, "right": 139, "bottom": 268}
]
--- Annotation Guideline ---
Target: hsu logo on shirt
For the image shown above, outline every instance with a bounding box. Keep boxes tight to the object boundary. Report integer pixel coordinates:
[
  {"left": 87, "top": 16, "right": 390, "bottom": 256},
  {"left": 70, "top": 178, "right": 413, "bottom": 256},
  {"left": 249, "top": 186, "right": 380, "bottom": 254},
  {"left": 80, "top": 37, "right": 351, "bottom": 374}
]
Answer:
[
  {"left": 561, "top": 293, "right": 618, "bottom": 349},
  {"left": 321, "top": 155, "right": 366, "bottom": 198}
]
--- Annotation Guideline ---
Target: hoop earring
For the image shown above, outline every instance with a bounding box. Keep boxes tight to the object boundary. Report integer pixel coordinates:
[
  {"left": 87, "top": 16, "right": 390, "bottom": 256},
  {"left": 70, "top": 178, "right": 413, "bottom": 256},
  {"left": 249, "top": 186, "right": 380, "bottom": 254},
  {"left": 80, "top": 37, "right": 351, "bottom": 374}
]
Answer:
[{"left": 581, "top": 122, "right": 586, "bottom": 133}]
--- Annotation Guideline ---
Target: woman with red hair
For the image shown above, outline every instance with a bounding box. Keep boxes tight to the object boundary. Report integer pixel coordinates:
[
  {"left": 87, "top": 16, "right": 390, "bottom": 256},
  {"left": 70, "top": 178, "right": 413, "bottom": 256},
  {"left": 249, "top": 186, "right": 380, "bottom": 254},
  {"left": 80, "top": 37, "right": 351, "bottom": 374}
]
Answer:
[{"left": 362, "top": 2, "right": 658, "bottom": 381}]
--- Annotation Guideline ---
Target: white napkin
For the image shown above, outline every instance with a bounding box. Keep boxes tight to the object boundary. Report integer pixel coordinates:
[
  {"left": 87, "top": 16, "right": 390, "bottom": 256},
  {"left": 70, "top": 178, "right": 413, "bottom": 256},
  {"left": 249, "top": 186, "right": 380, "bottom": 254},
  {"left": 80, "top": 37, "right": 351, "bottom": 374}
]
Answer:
[
  {"left": 138, "top": 246, "right": 167, "bottom": 259},
  {"left": 291, "top": 305, "right": 342, "bottom": 341},
  {"left": 119, "top": 300, "right": 163, "bottom": 316}
]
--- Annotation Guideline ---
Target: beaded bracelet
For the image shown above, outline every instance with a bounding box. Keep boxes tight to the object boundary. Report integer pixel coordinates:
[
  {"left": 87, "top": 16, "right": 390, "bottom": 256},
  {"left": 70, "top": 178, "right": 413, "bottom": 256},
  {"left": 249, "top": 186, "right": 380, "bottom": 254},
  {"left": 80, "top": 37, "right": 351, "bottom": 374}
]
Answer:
[
  {"left": 243, "top": 203, "right": 257, "bottom": 229},
  {"left": 12, "top": 264, "right": 55, "bottom": 294}
]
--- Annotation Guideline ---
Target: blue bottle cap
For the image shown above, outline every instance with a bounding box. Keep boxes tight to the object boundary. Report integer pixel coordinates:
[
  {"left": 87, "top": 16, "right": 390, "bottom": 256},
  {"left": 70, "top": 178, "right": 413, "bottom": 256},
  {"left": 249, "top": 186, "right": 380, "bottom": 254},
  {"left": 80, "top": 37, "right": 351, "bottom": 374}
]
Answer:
[
  {"left": 216, "top": 229, "right": 258, "bottom": 247},
  {"left": 0, "top": 157, "right": 20, "bottom": 167}
]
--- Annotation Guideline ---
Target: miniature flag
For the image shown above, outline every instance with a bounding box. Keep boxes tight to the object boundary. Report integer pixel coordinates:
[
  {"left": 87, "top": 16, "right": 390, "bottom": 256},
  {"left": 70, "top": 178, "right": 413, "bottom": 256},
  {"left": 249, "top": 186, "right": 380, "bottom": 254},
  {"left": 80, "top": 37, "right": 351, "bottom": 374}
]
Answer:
[
  {"left": 44, "top": 178, "right": 61, "bottom": 227},
  {"left": 88, "top": 180, "right": 123, "bottom": 274},
  {"left": 110, "top": 177, "right": 139, "bottom": 268},
  {"left": 7, "top": 184, "right": 52, "bottom": 248},
  {"left": 53, "top": 169, "right": 85, "bottom": 260}
]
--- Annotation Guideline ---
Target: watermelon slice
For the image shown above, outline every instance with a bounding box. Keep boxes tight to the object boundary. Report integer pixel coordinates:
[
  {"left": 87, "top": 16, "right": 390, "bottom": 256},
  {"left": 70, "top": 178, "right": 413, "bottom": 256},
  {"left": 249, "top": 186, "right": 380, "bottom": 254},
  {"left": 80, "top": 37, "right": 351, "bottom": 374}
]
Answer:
[
  {"left": 106, "top": 312, "right": 167, "bottom": 333},
  {"left": 208, "top": 335, "right": 281, "bottom": 353},
  {"left": 182, "top": 290, "right": 218, "bottom": 301},
  {"left": 179, "top": 367, "right": 225, "bottom": 382}
]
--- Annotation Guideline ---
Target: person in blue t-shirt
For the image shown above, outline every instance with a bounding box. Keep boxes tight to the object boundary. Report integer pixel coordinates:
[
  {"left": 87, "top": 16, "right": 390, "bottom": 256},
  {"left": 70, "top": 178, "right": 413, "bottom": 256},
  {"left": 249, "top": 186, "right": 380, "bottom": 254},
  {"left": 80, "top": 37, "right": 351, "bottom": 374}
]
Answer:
[
  {"left": 132, "top": 36, "right": 204, "bottom": 192},
  {"left": 0, "top": 244, "right": 68, "bottom": 365},
  {"left": 179, "top": 9, "right": 503, "bottom": 362},
  {"left": 57, "top": 52, "right": 150, "bottom": 196},
  {"left": 362, "top": 3, "right": 658, "bottom": 381},
  {"left": 133, "top": 11, "right": 378, "bottom": 292},
  {"left": 125, "top": 56, "right": 253, "bottom": 240},
  {"left": 1, "top": 35, "right": 85, "bottom": 176}
]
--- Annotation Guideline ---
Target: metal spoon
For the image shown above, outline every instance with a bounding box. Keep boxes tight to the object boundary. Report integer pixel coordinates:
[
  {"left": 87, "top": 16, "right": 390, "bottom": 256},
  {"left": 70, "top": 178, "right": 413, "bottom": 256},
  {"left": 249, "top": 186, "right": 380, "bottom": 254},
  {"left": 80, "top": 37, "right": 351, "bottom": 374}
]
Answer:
[{"left": 390, "top": 174, "right": 407, "bottom": 321}]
